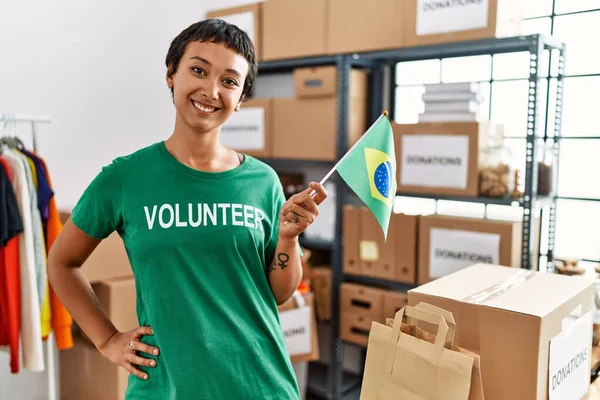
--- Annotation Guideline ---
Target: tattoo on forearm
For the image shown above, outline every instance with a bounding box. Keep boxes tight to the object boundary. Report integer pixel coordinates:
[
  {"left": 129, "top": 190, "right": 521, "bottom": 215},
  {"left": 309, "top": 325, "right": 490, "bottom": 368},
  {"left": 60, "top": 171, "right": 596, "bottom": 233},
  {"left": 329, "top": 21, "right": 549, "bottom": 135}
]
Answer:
[
  {"left": 276, "top": 253, "right": 290, "bottom": 270},
  {"left": 291, "top": 212, "right": 301, "bottom": 224},
  {"left": 89, "top": 287, "right": 102, "bottom": 309}
]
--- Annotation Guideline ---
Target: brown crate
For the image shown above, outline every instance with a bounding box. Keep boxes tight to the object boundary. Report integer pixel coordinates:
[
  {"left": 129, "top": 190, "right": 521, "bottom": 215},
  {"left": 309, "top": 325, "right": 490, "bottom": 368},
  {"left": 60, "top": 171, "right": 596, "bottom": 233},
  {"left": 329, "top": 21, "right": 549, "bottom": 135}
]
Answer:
[
  {"left": 404, "top": 0, "right": 522, "bottom": 47},
  {"left": 418, "top": 214, "right": 522, "bottom": 284},
  {"left": 393, "top": 122, "right": 502, "bottom": 197},
  {"left": 343, "top": 206, "right": 361, "bottom": 276},
  {"left": 382, "top": 291, "right": 408, "bottom": 322},
  {"left": 340, "top": 312, "right": 373, "bottom": 347},
  {"left": 262, "top": 0, "right": 327, "bottom": 61},
  {"left": 206, "top": 3, "right": 263, "bottom": 60},
  {"left": 328, "top": 0, "right": 404, "bottom": 54},
  {"left": 340, "top": 283, "right": 385, "bottom": 320},
  {"left": 294, "top": 67, "right": 367, "bottom": 99}
]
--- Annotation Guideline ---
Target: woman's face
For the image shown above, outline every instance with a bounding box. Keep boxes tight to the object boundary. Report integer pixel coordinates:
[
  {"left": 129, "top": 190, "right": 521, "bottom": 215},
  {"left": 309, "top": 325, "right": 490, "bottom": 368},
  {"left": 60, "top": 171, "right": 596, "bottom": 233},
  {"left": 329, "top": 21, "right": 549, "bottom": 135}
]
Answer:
[{"left": 167, "top": 40, "right": 249, "bottom": 134}]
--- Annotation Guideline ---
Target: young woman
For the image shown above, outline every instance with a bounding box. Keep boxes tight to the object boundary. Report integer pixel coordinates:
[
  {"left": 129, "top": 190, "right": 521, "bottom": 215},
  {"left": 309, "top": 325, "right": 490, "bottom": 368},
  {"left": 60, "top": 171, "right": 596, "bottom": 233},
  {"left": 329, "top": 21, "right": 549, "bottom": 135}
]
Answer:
[{"left": 48, "top": 19, "right": 327, "bottom": 399}]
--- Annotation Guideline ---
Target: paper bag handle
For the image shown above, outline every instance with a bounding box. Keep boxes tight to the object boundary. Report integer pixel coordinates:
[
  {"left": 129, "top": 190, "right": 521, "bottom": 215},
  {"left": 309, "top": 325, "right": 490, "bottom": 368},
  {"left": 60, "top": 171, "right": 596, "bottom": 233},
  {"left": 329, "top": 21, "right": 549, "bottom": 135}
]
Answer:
[
  {"left": 413, "top": 302, "right": 456, "bottom": 345},
  {"left": 391, "top": 306, "right": 449, "bottom": 355}
]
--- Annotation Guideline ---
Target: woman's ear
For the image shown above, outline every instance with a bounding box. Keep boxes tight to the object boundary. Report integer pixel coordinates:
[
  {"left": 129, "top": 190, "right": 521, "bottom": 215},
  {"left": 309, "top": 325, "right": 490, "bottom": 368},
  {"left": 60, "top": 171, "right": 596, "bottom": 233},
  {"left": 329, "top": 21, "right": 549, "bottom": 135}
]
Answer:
[{"left": 235, "top": 93, "right": 246, "bottom": 112}]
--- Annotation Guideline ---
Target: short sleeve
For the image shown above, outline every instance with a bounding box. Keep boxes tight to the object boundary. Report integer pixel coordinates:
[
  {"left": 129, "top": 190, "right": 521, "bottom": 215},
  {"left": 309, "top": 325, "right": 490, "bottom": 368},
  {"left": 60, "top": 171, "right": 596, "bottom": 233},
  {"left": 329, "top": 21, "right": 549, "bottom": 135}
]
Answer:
[
  {"left": 71, "top": 163, "right": 122, "bottom": 239},
  {"left": 264, "top": 181, "right": 304, "bottom": 272}
]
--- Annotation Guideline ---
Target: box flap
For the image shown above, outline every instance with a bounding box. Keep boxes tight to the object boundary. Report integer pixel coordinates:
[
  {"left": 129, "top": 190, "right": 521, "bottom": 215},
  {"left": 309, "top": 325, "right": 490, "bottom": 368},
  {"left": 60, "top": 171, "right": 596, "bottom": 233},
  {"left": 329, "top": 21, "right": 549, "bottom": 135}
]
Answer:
[{"left": 409, "top": 264, "right": 594, "bottom": 317}]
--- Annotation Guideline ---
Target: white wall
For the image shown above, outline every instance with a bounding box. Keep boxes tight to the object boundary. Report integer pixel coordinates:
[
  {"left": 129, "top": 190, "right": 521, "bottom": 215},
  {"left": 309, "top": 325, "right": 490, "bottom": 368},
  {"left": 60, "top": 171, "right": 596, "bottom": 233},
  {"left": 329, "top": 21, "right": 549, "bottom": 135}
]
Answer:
[
  {"left": 0, "top": 1, "right": 207, "bottom": 397},
  {"left": 0, "top": 0, "right": 207, "bottom": 210}
]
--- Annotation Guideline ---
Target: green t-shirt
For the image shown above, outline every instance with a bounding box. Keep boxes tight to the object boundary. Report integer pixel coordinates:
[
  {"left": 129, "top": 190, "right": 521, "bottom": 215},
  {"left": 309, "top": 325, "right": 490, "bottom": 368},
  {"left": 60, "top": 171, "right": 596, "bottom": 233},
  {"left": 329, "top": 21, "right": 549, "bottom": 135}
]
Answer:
[{"left": 71, "top": 141, "right": 300, "bottom": 400}]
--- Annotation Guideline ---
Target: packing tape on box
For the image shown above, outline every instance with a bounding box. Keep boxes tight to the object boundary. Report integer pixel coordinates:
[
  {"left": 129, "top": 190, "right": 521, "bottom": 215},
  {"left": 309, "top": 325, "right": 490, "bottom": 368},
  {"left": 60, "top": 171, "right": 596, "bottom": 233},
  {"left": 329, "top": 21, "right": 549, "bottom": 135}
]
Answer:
[{"left": 462, "top": 269, "right": 537, "bottom": 305}]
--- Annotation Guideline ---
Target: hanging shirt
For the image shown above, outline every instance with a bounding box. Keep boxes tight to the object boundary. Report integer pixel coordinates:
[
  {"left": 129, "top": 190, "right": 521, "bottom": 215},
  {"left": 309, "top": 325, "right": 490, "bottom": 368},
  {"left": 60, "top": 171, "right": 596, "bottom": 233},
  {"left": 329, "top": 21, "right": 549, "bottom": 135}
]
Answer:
[
  {"left": 1, "top": 149, "right": 44, "bottom": 372},
  {"left": 19, "top": 149, "right": 53, "bottom": 227},
  {"left": 38, "top": 156, "right": 73, "bottom": 350},
  {"left": 71, "top": 142, "right": 300, "bottom": 400},
  {"left": 0, "top": 159, "right": 23, "bottom": 373},
  {"left": 13, "top": 149, "right": 47, "bottom": 310}
]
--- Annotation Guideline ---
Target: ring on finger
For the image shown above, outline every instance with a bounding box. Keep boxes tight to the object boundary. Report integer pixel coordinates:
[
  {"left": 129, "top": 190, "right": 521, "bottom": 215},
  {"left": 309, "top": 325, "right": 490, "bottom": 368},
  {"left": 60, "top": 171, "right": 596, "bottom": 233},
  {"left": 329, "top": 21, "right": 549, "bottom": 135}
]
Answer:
[{"left": 128, "top": 340, "right": 135, "bottom": 349}]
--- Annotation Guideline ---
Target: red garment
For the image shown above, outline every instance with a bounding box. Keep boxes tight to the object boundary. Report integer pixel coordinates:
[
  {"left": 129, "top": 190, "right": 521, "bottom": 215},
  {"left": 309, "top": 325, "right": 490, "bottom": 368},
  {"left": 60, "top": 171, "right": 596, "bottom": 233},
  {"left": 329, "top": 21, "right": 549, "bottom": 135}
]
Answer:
[{"left": 0, "top": 158, "right": 22, "bottom": 373}]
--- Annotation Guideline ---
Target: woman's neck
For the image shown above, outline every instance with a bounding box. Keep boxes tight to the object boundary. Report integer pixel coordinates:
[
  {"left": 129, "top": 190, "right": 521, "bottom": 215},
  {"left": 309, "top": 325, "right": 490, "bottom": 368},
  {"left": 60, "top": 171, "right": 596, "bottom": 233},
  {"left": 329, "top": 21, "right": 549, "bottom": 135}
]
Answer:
[{"left": 164, "top": 117, "right": 235, "bottom": 172}]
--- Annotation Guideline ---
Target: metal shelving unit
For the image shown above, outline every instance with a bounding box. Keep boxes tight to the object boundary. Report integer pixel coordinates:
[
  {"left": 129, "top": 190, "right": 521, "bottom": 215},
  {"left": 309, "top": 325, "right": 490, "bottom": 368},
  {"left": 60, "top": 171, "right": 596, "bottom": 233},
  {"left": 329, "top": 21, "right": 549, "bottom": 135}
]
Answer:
[{"left": 258, "top": 33, "right": 565, "bottom": 399}]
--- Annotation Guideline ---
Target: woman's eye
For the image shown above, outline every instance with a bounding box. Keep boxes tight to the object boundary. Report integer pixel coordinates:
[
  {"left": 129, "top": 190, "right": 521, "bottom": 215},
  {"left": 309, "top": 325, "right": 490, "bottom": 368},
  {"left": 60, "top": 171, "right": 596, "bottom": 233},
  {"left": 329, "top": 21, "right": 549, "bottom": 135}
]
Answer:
[
  {"left": 192, "top": 67, "right": 205, "bottom": 75},
  {"left": 224, "top": 79, "right": 239, "bottom": 86}
]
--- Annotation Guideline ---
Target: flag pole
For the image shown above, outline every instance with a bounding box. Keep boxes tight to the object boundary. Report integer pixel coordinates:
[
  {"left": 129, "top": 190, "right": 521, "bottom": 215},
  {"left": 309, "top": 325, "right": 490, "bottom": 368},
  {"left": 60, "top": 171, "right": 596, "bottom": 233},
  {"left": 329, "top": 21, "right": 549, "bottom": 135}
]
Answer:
[{"left": 318, "top": 110, "right": 389, "bottom": 186}]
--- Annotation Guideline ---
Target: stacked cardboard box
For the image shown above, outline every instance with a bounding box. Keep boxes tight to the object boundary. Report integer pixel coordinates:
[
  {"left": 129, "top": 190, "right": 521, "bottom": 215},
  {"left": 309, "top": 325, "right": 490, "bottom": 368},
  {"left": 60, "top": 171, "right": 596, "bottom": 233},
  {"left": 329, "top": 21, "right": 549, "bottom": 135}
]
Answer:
[
  {"left": 206, "top": 0, "right": 522, "bottom": 61},
  {"left": 419, "top": 82, "right": 484, "bottom": 123},
  {"left": 408, "top": 263, "right": 595, "bottom": 399}
]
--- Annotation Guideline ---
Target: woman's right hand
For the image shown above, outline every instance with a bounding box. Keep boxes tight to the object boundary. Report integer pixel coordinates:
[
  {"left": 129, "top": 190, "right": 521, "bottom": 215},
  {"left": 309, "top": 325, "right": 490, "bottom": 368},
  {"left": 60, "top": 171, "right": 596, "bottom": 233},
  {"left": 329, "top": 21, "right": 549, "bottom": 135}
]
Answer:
[{"left": 97, "top": 326, "right": 160, "bottom": 380}]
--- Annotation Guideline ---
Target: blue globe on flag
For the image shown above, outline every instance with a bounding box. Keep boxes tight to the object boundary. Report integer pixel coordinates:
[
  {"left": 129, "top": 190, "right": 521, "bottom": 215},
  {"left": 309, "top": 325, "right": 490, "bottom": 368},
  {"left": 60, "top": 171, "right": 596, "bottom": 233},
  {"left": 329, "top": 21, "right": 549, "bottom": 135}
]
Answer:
[{"left": 374, "top": 161, "right": 392, "bottom": 199}]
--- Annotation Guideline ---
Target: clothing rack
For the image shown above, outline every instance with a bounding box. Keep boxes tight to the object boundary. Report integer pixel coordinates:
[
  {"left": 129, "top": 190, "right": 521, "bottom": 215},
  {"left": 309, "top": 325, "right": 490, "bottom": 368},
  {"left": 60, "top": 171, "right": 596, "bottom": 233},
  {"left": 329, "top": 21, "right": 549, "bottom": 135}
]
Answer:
[
  {"left": 1, "top": 113, "right": 57, "bottom": 400},
  {"left": 0, "top": 114, "right": 52, "bottom": 153}
]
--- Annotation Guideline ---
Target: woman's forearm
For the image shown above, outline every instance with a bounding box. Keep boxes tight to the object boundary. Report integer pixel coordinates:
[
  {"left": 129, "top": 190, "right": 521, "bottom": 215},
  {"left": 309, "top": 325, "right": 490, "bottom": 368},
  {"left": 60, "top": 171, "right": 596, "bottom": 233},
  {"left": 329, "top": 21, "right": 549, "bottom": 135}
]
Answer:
[
  {"left": 47, "top": 259, "right": 119, "bottom": 350},
  {"left": 267, "top": 236, "right": 303, "bottom": 305}
]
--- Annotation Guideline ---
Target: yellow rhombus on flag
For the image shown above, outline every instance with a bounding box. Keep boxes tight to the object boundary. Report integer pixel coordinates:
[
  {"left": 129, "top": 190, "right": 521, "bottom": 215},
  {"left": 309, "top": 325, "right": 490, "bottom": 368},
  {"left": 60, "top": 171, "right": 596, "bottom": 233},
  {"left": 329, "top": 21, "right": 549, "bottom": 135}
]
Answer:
[{"left": 335, "top": 112, "right": 397, "bottom": 240}]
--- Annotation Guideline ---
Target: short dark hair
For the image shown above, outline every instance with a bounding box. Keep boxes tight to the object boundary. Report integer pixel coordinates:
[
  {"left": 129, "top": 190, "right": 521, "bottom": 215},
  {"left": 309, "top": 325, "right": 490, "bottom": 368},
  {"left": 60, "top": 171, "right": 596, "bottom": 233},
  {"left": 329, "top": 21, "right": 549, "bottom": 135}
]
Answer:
[{"left": 165, "top": 19, "right": 258, "bottom": 98}]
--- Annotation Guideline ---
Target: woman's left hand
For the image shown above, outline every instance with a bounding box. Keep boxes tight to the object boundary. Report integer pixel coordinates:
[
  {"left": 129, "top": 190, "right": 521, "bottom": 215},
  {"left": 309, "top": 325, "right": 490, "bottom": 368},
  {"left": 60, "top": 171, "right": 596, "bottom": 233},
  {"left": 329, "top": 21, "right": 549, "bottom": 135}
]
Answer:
[{"left": 278, "top": 182, "right": 328, "bottom": 240}]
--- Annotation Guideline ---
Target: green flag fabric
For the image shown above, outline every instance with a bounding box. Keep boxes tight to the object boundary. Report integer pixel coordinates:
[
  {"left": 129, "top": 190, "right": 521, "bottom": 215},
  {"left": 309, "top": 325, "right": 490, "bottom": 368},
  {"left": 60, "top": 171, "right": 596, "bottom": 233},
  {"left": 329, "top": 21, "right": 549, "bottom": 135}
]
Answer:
[{"left": 336, "top": 114, "right": 397, "bottom": 240}]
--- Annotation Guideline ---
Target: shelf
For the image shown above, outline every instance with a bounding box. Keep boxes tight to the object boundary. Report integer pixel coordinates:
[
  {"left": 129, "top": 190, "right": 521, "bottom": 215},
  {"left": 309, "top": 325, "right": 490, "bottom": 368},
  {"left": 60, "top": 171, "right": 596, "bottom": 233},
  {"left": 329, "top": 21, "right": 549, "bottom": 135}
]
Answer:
[
  {"left": 344, "top": 274, "right": 418, "bottom": 292},
  {"left": 307, "top": 362, "right": 361, "bottom": 399},
  {"left": 353, "top": 34, "right": 563, "bottom": 64},
  {"left": 396, "top": 192, "right": 554, "bottom": 207},
  {"left": 299, "top": 236, "right": 335, "bottom": 250},
  {"left": 259, "top": 55, "right": 339, "bottom": 73},
  {"left": 260, "top": 158, "right": 335, "bottom": 171}
]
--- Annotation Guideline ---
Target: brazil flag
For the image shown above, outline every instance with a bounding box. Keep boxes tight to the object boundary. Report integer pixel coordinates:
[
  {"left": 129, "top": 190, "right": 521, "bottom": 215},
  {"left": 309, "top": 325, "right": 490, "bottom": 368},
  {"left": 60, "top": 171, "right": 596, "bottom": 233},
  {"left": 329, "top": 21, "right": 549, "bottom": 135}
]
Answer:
[{"left": 336, "top": 112, "right": 396, "bottom": 240}]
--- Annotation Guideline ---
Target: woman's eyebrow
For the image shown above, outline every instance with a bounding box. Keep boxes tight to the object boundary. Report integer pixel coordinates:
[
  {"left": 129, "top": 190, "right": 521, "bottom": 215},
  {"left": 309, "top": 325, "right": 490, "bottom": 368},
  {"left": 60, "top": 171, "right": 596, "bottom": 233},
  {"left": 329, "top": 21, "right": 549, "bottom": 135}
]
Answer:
[{"left": 188, "top": 56, "right": 241, "bottom": 78}]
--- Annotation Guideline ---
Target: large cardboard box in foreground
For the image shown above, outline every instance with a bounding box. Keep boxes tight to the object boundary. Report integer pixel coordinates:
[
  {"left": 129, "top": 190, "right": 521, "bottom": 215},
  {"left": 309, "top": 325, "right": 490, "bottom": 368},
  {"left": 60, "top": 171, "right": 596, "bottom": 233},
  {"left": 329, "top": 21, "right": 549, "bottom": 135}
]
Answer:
[
  {"left": 59, "top": 211, "right": 133, "bottom": 283},
  {"left": 408, "top": 264, "right": 596, "bottom": 400}
]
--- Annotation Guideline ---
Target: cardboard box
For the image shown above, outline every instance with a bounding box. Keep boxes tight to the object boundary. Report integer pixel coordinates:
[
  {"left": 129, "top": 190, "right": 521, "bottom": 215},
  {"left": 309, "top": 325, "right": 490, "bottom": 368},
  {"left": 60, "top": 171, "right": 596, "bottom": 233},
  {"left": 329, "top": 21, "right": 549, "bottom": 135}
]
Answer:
[
  {"left": 404, "top": 0, "right": 522, "bottom": 47},
  {"left": 220, "top": 98, "right": 273, "bottom": 158},
  {"left": 418, "top": 214, "right": 521, "bottom": 284},
  {"left": 311, "top": 267, "right": 332, "bottom": 321},
  {"left": 340, "top": 283, "right": 385, "bottom": 320},
  {"left": 272, "top": 95, "right": 367, "bottom": 161},
  {"left": 262, "top": 0, "right": 327, "bottom": 61},
  {"left": 59, "top": 211, "right": 133, "bottom": 283},
  {"left": 294, "top": 66, "right": 367, "bottom": 99},
  {"left": 408, "top": 263, "right": 596, "bottom": 400},
  {"left": 81, "top": 277, "right": 138, "bottom": 344},
  {"left": 328, "top": 0, "right": 404, "bottom": 54},
  {"left": 60, "top": 338, "right": 129, "bottom": 400},
  {"left": 360, "top": 208, "right": 396, "bottom": 281},
  {"left": 393, "top": 122, "right": 502, "bottom": 197},
  {"left": 392, "top": 213, "right": 418, "bottom": 284},
  {"left": 340, "top": 311, "right": 373, "bottom": 347},
  {"left": 382, "top": 291, "right": 408, "bottom": 322},
  {"left": 206, "top": 3, "right": 263, "bottom": 61},
  {"left": 343, "top": 206, "right": 361, "bottom": 276}
]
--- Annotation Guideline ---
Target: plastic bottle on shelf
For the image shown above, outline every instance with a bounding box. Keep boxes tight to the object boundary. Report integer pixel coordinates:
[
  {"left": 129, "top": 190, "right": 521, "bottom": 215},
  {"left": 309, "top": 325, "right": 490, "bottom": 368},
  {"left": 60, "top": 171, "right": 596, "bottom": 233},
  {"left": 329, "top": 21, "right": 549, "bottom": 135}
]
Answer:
[{"left": 537, "top": 141, "right": 554, "bottom": 196}]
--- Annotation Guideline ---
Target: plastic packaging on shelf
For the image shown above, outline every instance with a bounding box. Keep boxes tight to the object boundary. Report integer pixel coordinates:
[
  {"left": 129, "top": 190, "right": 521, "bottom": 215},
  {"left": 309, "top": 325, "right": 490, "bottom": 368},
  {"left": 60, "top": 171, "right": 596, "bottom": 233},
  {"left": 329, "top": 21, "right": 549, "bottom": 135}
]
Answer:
[{"left": 478, "top": 145, "right": 515, "bottom": 198}]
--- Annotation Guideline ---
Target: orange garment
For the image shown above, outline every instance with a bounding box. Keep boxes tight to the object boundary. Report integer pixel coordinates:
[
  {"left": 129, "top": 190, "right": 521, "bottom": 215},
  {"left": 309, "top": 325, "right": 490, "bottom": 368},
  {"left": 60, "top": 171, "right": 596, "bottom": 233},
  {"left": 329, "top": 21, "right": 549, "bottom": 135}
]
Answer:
[
  {"left": 38, "top": 157, "right": 73, "bottom": 350},
  {"left": 0, "top": 158, "right": 22, "bottom": 373}
]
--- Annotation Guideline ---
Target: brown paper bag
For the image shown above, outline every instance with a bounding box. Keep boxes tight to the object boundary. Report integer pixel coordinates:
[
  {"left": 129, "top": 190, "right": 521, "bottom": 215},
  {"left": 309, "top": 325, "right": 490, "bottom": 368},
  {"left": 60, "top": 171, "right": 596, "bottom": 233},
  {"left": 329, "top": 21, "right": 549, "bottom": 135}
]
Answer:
[{"left": 361, "top": 304, "right": 482, "bottom": 400}]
